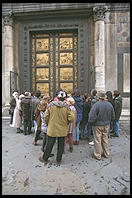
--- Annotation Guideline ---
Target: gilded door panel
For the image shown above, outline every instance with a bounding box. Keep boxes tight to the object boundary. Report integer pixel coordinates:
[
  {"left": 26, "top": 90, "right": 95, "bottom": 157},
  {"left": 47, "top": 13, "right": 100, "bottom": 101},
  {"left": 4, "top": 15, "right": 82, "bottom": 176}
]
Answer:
[
  {"left": 36, "top": 38, "right": 49, "bottom": 51},
  {"left": 36, "top": 83, "right": 49, "bottom": 96},
  {"left": 36, "top": 53, "right": 49, "bottom": 66},
  {"left": 31, "top": 31, "right": 78, "bottom": 98},
  {"left": 60, "top": 83, "right": 73, "bottom": 94},
  {"left": 60, "top": 53, "right": 73, "bottom": 65},
  {"left": 60, "top": 68, "right": 73, "bottom": 80},
  {"left": 60, "top": 38, "right": 73, "bottom": 50},
  {"left": 36, "top": 68, "right": 49, "bottom": 80}
]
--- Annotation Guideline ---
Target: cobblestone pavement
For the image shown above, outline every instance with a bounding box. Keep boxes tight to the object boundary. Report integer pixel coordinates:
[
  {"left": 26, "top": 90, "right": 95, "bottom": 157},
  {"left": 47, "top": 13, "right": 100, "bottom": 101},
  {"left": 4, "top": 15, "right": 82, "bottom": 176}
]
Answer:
[{"left": 2, "top": 119, "right": 130, "bottom": 195}]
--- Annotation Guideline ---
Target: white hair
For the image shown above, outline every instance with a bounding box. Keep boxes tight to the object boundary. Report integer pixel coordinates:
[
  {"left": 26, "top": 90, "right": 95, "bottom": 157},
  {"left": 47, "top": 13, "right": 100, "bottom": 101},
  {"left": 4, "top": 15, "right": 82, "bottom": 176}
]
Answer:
[
  {"left": 67, "top": 97, "right": 75, "bottom": 104},
  {"left": 19, "top": 94, "right": 25, "bottom": 100},
  {"left": 12, "top": 92, "right": 18, "bottom": 97}
]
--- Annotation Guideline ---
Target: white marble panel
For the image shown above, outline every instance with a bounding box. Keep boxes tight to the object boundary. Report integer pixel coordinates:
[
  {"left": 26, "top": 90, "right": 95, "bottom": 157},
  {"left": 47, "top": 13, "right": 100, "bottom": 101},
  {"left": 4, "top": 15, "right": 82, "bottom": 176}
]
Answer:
[{"left": 123, "top": 53, "right": 130, "bottom": 92}]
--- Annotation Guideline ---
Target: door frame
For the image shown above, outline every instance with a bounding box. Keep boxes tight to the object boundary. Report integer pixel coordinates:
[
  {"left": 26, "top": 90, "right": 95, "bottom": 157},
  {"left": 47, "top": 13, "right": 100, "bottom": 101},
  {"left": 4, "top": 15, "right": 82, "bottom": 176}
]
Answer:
[{"left": 18, "top": 16, "right": 89, "bottom": 95}]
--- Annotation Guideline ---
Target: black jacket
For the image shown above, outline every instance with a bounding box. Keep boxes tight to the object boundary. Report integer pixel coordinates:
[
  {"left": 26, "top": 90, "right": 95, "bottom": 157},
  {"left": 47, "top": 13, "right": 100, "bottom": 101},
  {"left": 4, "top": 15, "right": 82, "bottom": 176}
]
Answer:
[
  {"left": 113, "top": 95, "right": 122, "bottom": 121},
  {"left": 9, "top": 98, "right": 16, "bottom": 115},
  {"left": 21, "top": 96, "right": 32, "bottom": 120},
  {"left": 81, "top": 101, "right": 91, "bottom": 123}
]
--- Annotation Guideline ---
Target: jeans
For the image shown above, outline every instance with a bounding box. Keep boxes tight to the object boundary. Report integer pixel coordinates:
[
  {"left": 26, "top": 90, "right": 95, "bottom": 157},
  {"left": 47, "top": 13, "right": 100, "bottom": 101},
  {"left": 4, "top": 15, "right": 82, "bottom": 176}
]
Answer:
[
  {"left": 33, "top": 120, "right": 38, "bottom": 135},
  {"left": 108, "top": 121, "right": 113, "bottom": 137},
  {"left": 72, "top": 121, "right": 80, "bottom": 142},
  {"left": 10, "top": 114, "right": 13, "bottom": 124},
  {"left": 43, "top": 136, "right": 65, "bottom": 162},
  {"left": 113, "top": 121, "right": 120, "bottom": 136},
  {"left": 87, "top": 123, "right": 94, "bottom": 141}
]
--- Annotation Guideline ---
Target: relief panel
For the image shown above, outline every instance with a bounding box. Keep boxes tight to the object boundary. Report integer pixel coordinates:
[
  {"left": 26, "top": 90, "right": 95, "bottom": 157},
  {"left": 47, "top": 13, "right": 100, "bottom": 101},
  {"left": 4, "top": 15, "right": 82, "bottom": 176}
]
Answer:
[
  {"left": 36, "top": 53, "right": 49, "bottom": 66},
  {"left": 36, "top": 83, "right": 49, "bottom": 96},
  {"left": 36, "top": 38, "right": 49, "bottom": 51}
]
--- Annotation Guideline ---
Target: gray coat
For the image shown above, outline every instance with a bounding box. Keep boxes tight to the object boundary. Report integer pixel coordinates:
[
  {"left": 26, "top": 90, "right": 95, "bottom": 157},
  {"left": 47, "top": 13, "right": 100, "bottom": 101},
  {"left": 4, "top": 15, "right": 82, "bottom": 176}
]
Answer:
[{"left": 88, "top": 100, "right": 115, "bottom": 126}]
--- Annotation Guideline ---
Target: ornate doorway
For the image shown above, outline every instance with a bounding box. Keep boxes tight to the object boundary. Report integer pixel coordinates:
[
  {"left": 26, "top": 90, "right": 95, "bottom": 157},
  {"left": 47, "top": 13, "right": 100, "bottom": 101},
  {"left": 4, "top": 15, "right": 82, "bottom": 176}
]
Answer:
[{"left": 31, "top": 31, "right": 78, "bottom": 98}]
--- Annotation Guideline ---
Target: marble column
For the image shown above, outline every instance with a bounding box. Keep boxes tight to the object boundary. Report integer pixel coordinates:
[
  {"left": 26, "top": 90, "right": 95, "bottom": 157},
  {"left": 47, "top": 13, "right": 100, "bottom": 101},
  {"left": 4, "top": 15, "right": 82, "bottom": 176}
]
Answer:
[
  {"left": 2, "top": 11, "right": 14, "bottom": 106},
  {"left": 93, "top": 6, "right": 108, "bottom": 91}
]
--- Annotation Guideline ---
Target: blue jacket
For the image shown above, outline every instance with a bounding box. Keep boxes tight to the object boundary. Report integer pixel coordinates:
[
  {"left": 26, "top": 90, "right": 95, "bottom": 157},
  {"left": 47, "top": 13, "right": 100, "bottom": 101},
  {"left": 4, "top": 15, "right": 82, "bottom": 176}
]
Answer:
[
  {"left": 88, "top": 100, "right": 115, "bottom": 126},
  {"left": 73, "top": 96, "right": 83, "bottom": 122}
]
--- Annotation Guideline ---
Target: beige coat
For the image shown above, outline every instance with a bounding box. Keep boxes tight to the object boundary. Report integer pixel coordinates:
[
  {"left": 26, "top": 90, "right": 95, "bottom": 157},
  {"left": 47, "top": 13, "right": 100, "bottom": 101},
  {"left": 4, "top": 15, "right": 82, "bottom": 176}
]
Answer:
[
  {"left": 12, "top": 99, "right": 22, "bottom": 128},
  {"left": 44, "top": 101, "right": 75, "bottom": 137}
]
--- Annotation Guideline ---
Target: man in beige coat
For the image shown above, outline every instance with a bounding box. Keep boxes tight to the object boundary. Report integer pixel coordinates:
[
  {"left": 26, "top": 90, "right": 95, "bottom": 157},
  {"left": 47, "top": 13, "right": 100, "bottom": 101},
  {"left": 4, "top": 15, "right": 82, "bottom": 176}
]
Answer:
[{"left": 39, "top": 91, "right": 75, "bottom": 165}]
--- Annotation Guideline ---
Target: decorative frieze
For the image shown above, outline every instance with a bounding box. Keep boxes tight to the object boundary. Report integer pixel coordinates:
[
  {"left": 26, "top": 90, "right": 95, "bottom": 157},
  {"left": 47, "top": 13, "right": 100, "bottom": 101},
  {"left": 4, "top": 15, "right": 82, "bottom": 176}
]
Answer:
[
  {"left": 93, "top": 6, "right": 108, "bottom": 21},
  {"left": 2, "top": 11, "right": 14, "bottom": 26}
]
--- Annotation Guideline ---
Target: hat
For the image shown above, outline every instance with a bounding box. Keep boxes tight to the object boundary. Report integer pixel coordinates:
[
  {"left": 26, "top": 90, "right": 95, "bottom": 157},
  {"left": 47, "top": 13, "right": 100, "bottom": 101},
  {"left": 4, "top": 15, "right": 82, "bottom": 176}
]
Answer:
[
  {"left": 57, "top": 91, "right": 66, "bottom": 99},
  {"left": 113, "top": 90, "right": 120, "bottom": 97},
  {"left": 97, "top": 90, "right": 106, "bottom": 99}
]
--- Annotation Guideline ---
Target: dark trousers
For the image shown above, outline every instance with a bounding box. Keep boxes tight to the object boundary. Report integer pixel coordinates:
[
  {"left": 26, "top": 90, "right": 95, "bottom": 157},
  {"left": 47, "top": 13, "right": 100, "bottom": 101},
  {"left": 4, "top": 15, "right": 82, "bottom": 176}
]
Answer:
[
  {"left": 41, "top": 133, "right": 48, "bottom": 152},
  {"left": 43, "top": 136, "right": 65, "bottom": 162},
  {"left": 80, "top": 120, "right": 88, "bottom": 138},
  {"left": 10, "top": 114, "right": 14, "bottom": 124},
  {"left": 23, "top": 119, "right": 32, "bottom": 134},
  {"left": 34, "top": 130, "right": 41, "bottom": 142}
]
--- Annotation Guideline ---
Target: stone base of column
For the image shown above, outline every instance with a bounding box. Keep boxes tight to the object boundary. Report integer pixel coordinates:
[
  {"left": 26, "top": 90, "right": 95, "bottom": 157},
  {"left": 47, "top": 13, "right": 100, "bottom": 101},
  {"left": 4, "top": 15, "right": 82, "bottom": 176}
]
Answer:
[
  {"left": 95, "top": 66, "right": 105, "bottom": 91},
  {"left": 2, "top": 106, "right": 10, "bottom": 117}
]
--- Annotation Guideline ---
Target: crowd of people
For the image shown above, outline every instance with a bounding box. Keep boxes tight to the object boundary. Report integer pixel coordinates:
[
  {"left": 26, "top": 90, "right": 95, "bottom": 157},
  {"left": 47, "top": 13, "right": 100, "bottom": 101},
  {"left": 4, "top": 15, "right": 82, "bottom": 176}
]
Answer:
[{"left": 9, "top": 88, "right": 122, "bottom": 164}]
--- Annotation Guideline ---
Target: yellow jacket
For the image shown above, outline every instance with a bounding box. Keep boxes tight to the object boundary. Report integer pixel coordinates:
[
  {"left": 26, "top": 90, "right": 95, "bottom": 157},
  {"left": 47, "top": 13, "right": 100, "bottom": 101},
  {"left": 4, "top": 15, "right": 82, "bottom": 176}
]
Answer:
[{"left": 44, "top": 101, "right": 75, "bottom": 137}]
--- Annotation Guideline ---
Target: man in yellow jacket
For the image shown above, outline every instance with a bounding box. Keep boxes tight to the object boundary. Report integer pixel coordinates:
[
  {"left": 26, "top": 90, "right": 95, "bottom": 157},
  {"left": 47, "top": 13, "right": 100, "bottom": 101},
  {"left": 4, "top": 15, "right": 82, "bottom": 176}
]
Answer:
[{"left": 39, "top": 91, "right": 75, "bottom": 165}]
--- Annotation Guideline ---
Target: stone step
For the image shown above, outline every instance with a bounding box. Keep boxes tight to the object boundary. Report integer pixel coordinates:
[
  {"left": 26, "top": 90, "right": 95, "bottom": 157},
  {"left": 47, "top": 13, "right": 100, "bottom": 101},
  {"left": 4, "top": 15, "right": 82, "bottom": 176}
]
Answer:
[{"left": 121, "top": 109, "right": 130, "bottom": 115}]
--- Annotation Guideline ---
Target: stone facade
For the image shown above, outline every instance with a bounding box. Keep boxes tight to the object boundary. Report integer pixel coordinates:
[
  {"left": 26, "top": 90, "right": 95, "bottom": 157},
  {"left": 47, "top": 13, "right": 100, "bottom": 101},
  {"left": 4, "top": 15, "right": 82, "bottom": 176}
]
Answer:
[{"left": 2, "top": 3, "right": 130, "bottom": 115}]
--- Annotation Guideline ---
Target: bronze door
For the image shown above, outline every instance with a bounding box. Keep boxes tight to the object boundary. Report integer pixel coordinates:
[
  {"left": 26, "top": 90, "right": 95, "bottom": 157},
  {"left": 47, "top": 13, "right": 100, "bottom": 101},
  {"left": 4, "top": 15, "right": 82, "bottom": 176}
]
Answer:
[{"left": 31, "top": 31, "right": 78, "bottom": 99}]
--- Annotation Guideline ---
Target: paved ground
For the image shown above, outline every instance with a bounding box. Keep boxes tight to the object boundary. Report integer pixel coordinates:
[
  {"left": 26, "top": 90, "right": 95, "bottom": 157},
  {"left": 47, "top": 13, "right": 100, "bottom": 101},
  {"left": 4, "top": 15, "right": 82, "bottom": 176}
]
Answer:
[{"left": 2, "top": 119, "right": 130, "bottom": 195}]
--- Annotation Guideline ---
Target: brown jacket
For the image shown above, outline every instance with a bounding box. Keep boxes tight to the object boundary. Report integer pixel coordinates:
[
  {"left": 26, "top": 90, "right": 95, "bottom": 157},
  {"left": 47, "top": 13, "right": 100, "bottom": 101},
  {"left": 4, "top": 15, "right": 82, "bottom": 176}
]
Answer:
[{"left": 34, "top": 101, "right": 47, "bottom": 131}]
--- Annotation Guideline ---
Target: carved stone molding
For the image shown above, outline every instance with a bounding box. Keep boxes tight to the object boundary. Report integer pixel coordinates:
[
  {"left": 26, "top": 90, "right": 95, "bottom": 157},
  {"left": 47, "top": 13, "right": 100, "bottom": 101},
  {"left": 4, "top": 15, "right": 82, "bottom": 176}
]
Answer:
[
  {"left": 2, "top": 11, "right": 14, "bottom": 26},
  {"left": 93, "top": 6, "right": 108, "bottom": 22}
]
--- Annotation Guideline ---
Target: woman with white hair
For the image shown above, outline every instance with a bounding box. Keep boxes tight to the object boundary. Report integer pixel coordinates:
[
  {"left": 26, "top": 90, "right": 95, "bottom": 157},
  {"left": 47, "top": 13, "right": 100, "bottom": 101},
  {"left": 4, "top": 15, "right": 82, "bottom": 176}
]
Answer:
[
  {"left": 12, "top": 94, "right": 25, "bottom": 133},
  {"left": 64, "top": 97, "right": 77, "bottom": 152},
  {"left": 9, "top": 92, "right": 19, "bottom": 126}
]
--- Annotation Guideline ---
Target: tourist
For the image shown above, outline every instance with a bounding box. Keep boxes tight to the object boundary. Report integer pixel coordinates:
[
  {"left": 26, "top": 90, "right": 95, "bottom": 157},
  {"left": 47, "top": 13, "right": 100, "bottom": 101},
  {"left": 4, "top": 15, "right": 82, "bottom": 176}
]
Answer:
[
  {"left": 111, "top": 90, "right": 122, "bottom": 137},
  {"left": 39, "top": 90, "right": 75, "bottom": 166},
  {"left": 88, "top": 90, "right": 115, "bottom": 160},
  {"left": 72, "top": 88, "right": 83, "bottom": 145},
  {"left": 79, "top": 93, "right": 91, "bottom": 140},
  {"left": 9, "top": 92, "right": 18, "bottom": 126},
  {"left": 64, "top": 96, "right": 77, "bottom": 153},
  {"left": 32, "top": 95, "right": 50, "bottom": 146},
  {"left": 31, "top": 90, "right": 41, "bottom": 139},
  {"left": 88, "top": 89, "right": 98, "bottom": 145},
  {"left": 12, "top": 94, "right": 25, "bottom": 133},
  {"left": 21, "top": 92, "right": 32, "bottom": 135},
  {"left": 105, "top": 91, "right": 115, "bottom": 137}
]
